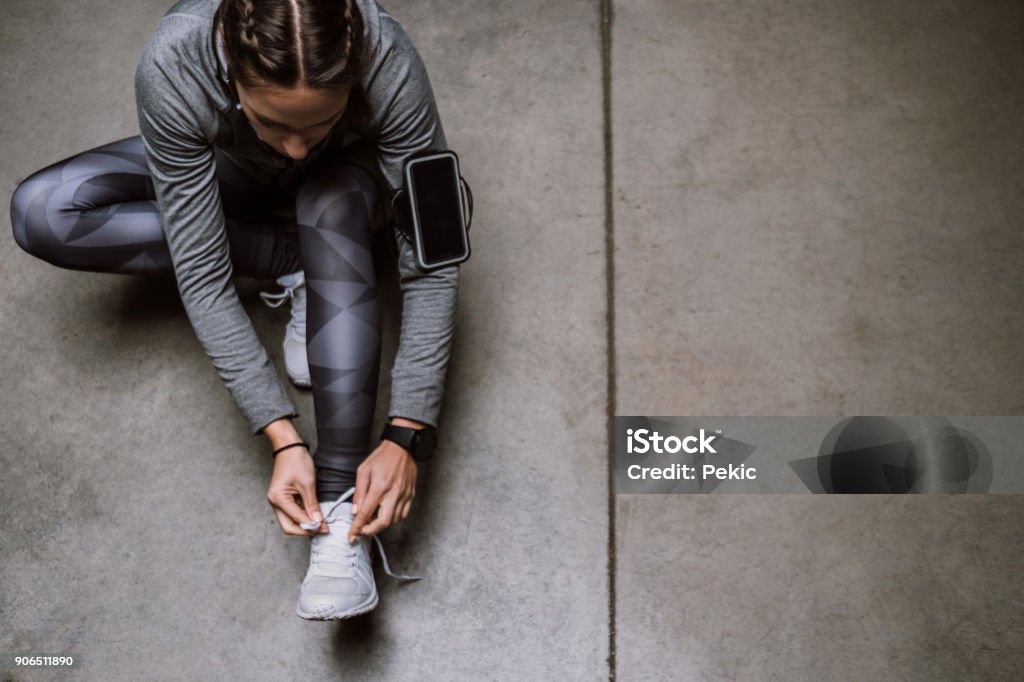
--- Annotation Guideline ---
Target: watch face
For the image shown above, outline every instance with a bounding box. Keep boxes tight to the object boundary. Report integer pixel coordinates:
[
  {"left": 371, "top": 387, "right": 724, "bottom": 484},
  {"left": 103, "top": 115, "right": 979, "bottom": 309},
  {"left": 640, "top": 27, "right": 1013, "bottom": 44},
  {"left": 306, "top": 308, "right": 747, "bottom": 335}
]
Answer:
[{"left": 415, "top": 428, "right": 437, "bottom": 460}]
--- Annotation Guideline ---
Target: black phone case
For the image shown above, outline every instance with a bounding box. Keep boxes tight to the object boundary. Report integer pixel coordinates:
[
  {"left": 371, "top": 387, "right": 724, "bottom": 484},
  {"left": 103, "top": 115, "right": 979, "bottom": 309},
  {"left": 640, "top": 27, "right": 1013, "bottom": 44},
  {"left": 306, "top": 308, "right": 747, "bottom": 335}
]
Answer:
[{"left": 390, "top": 149, "right": 473, "bottom": 271}]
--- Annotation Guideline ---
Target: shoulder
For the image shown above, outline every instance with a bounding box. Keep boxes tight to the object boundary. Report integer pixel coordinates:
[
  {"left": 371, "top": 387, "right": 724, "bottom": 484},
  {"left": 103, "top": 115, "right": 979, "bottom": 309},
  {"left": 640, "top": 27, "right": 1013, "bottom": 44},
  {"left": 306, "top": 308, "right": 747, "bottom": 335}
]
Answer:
[
  {"left": 354, "top": 0, "right": 385, "bottom": 50},
  {"left": 135, "top": 0, "right": 226, "bottom": 139},
  {"left": 137, "top": 0, "right": 218, "bottom": 77},
  {"left": 356, "top": 0, "right": 439, "bottom": 124},
  {"left": 357, "top": 0, "right": 426, "bottom": 82}
]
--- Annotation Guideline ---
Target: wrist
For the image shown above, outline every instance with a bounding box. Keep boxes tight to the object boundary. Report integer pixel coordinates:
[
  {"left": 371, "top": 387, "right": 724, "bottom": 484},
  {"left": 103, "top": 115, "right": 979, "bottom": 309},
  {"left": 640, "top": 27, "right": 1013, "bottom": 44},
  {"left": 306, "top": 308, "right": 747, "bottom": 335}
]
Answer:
[
  {"left": 390, "top": 416, "right": 428, "bottom": 430},
  {"left": 263, "top": 417, "right": 302, "bottom": 449},
  {"left": 380, "top": 438, "right": 417, "bottom": 462},
  {"left": 381, "top": 420, "right": 437, "bottom": 462}
]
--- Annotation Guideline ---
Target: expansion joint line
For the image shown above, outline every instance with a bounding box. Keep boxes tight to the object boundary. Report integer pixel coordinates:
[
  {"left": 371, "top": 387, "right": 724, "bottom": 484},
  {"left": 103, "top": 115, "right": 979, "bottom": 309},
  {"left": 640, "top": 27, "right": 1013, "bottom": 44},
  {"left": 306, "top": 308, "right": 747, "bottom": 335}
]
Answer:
[{"left": 601, "top": 0, "right": 616, "bottom": 680}]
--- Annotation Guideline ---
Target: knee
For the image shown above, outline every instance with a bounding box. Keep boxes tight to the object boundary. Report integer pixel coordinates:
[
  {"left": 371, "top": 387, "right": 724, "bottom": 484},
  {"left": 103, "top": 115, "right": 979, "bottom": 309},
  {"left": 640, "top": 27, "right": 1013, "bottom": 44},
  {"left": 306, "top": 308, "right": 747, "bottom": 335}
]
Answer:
[
  {"left": 10, "top": 171, "right": 47, "bottom": 257},
  {"left": 10, "top": 168, "right": 74, "bottom": 265},
  {"left": 296, "top": 164, "right": 379, "bottom": 238}
]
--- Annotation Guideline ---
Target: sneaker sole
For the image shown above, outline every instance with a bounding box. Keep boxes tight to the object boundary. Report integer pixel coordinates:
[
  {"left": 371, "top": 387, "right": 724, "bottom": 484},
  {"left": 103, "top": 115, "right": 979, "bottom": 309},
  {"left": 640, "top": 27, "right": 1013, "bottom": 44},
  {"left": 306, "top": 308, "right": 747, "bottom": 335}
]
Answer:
[
  {"left": 289, "top": 375, "right": 312, "bottom": 389},
  {"left": 295, "top": 588, "right": 379, "bottom": 621}
]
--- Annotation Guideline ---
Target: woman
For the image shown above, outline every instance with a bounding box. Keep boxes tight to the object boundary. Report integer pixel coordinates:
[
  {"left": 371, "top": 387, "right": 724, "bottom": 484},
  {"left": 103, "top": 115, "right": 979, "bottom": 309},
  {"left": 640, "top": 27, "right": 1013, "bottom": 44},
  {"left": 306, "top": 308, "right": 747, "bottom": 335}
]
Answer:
[{"left": 9, "top": 0, "right": 460, "bottom": 621}]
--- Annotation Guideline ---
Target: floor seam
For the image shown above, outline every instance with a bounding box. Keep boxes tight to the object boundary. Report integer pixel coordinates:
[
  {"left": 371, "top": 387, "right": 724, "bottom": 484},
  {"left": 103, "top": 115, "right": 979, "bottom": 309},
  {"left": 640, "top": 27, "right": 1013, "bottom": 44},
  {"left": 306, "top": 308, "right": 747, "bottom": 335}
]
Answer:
[{"left": 601, "top": 0, "right": 616, "bottom": 680}]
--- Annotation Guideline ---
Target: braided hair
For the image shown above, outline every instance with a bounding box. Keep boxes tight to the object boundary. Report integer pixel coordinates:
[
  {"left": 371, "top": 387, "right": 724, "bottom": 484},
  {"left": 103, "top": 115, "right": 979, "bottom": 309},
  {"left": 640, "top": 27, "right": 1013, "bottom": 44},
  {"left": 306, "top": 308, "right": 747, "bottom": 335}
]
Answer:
[{"left": 213, "top": 0, "right": 366, "bottom": 90}]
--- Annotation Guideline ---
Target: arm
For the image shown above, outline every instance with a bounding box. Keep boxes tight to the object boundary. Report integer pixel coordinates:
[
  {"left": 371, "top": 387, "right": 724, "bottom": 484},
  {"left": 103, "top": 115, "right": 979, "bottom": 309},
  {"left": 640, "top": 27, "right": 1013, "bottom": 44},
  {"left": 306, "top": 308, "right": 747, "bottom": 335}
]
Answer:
[
  {"left": 348, "top": 17, "right": 461, "bottom": 538},
  {"left": 135, "top": 53, "right": 299, "bottom": 437},
  {"left": 387, "top": 231, "right": 460, "bottom": 430},
  {"left": 374, "top": 17, "right": 461, "bottom": 432}
]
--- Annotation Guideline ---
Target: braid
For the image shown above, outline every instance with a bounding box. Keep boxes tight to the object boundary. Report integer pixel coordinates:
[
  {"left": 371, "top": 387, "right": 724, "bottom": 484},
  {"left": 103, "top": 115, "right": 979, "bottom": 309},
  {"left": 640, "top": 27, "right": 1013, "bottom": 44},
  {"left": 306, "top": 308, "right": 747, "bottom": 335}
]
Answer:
[
  {"left": 217, "top": 0, "right": 366, "bottom": 90},
  {"left": 238, "top": 0, "right": 259, "bottom": 52},
  {"left": 341, "top": 0, "right": 356, "bottom": 68}
]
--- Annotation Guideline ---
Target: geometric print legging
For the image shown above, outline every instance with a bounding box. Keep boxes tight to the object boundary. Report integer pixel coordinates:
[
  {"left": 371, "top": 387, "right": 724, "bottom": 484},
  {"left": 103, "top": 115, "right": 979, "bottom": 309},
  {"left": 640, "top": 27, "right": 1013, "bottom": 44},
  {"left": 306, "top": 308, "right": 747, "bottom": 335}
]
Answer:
[{"left": 9, "top": 135, "right": 381, "bottom": 500}]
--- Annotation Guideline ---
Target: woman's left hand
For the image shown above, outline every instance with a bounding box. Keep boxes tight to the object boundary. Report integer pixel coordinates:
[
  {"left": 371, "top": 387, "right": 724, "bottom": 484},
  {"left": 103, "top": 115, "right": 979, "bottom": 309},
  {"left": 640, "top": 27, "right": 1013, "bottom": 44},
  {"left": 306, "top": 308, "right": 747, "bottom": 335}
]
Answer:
[{"left": 348, "top": 439, "right": 418, "bottom": 542}]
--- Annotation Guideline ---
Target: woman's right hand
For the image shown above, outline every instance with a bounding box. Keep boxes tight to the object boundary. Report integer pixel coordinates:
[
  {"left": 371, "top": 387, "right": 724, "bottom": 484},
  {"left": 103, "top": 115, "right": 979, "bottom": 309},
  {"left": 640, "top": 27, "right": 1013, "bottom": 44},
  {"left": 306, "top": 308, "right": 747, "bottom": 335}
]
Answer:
[{"left": 267, "top": 447, "right": 329, "bottom": 536}]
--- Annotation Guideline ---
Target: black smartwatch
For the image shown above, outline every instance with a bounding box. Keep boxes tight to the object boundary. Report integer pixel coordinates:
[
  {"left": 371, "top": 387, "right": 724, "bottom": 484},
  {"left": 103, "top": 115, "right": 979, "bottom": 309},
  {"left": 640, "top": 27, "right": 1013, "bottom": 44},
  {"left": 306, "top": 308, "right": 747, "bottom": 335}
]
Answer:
[{"left": 380, "top": 423, "right": 437, "bottom": 462}]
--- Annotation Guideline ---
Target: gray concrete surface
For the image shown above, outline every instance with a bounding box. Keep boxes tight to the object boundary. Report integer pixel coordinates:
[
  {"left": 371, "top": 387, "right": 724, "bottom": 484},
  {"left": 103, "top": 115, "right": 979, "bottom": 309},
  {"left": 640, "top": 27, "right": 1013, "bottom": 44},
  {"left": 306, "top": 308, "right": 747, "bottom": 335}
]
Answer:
[
  {"left": 1, "top": 1, "right": 606, "bottom": 679},
  {"left": 613, "top": 1, "right": 1024, "bottom": 680},
  {"left": 1, "top": 0, "right": 1022, "bottom": 680}
]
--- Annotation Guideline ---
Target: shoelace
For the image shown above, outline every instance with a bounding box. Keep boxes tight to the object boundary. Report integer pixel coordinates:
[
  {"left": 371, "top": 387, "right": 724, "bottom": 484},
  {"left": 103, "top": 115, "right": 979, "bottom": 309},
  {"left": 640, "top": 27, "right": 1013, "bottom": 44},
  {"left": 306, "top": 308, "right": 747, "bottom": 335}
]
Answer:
[
  {"left": 313, "top": 488, "right": 422, "bottom": 583},
  {"left": 259, "top": 276, "right": 306, "bottom": 338}
]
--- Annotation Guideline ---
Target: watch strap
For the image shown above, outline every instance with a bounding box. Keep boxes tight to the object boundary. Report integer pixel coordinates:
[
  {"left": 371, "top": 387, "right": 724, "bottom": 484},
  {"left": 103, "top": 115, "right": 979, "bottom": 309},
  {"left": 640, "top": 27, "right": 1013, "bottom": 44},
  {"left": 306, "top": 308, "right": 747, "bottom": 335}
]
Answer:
[{"left": 380, "top": 423, "right": 436, "bottom": 462}]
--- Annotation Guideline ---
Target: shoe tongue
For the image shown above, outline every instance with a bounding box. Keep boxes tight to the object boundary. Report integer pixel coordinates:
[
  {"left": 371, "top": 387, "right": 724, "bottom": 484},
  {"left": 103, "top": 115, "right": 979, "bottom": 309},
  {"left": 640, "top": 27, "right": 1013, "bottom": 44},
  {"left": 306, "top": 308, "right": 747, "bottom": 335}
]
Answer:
[
  {"left": 322, "top": 499, "right": 353, "bottom": 524},
  {"left": 288, "top": 282, "right": 306, "bottom": 328},
  {"left": 312, "top": 497, "right": 358, "bottom": 577},
  {"left": 312, "top": 531, "right": 359, "bottom": 578},
  {"left": 277, "top": 271, "right": 305, "bottom": 288}
]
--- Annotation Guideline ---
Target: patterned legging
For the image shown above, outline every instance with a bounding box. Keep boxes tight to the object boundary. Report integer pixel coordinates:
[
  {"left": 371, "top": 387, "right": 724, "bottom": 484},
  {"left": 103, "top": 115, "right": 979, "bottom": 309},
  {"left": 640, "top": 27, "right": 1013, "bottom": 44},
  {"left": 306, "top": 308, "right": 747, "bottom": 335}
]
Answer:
[{"left": 10, "top": 135, "right": 383, "bottom": 500}]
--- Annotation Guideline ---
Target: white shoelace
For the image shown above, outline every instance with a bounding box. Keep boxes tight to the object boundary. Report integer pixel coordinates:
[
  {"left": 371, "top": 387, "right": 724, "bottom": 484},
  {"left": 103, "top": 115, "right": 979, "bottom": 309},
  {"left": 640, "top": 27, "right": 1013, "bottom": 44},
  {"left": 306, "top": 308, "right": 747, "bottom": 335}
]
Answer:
[
  {"left": 309, "top": 488, "right": 422, "bottom": 583},
  {"left": 259, "top": 274, "right": 306, "bottom": 339}
]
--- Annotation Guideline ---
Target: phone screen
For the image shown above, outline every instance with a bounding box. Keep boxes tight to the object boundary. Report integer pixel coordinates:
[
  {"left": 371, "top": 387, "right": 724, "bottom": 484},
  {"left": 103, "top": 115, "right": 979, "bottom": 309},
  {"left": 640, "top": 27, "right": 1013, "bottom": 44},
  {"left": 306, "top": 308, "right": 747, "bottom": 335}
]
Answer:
[{"left": 409, "top": 155, "right": 467, "bottom": 266}]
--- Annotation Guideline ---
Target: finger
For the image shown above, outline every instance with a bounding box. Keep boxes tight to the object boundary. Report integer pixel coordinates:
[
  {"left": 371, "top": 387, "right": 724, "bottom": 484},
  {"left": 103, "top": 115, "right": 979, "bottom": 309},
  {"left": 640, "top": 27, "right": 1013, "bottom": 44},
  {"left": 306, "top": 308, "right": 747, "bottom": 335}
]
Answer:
[
  {"left": 298, "top": 484, "right": 324, "bottom": 526},
  {"left": 360, "top": 490, "right": 402, "bottom": 537},
  {"left": 272, "top": 507, "right": 307, "bottom": 536},
  {"left": 358, "top": 515, "right": 387, "bottom": 537},
  {"left": 386, "top": 491, "right": 405, "bottom": 526},
  {"left": 352, "top": 464, "right": 372, "bottom": 517},
  {"left": 298, "top": 517, "right": 330, "bottom": 533},
  {"left": 349, "top": 487, "right": 382, "bottom": 542},
  {"left": 349, "top": 485, "right": 384, "bottom": 543},
  {"left": 271, "top": 491, "right": 313, "bottom": 527},
  {"left": 398, "top": 484, "right": 415, "bottom": 522}
]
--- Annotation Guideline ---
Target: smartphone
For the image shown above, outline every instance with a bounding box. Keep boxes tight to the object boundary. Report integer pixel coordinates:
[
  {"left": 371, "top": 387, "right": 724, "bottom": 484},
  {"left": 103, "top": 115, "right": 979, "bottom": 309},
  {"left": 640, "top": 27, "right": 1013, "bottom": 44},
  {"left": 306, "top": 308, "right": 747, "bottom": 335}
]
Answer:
[{"left": 403, "top": 151, "right": 471, "bottom": 270}]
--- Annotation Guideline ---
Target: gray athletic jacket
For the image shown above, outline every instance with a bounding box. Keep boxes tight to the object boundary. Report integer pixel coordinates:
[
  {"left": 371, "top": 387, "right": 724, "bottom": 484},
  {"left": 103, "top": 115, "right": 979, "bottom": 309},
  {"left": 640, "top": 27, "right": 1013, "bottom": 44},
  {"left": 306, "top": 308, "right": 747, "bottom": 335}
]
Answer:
[{"left": 134, "top": 0, "right": 459, "bottom": 435}]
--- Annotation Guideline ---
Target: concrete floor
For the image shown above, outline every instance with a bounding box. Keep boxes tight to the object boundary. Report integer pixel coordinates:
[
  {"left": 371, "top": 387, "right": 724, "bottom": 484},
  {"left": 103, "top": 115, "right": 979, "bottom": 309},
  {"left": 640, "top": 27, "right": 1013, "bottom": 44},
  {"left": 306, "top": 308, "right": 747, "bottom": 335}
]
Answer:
[{"left": 1, "top": 1, "right": 1021, "bottom": 680}]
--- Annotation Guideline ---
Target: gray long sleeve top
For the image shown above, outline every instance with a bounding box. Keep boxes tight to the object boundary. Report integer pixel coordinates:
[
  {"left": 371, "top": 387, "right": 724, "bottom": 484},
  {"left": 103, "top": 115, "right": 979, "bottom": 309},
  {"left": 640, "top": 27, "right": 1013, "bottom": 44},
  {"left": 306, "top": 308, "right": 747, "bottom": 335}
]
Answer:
[{"left": 134, "top": 0, "right": 459, "bottom": 434}]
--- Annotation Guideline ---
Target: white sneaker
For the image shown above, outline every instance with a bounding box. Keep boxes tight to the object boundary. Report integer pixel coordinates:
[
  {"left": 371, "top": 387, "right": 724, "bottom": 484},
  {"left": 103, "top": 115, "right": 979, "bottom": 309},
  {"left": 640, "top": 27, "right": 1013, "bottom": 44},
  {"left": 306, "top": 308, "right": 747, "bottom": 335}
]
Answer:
[
  {"left": 296, "top": 488, "right": 421, "bottom": 621},
  {"left": 259, "top": 270, "right": 310, "bottom": 388}
]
